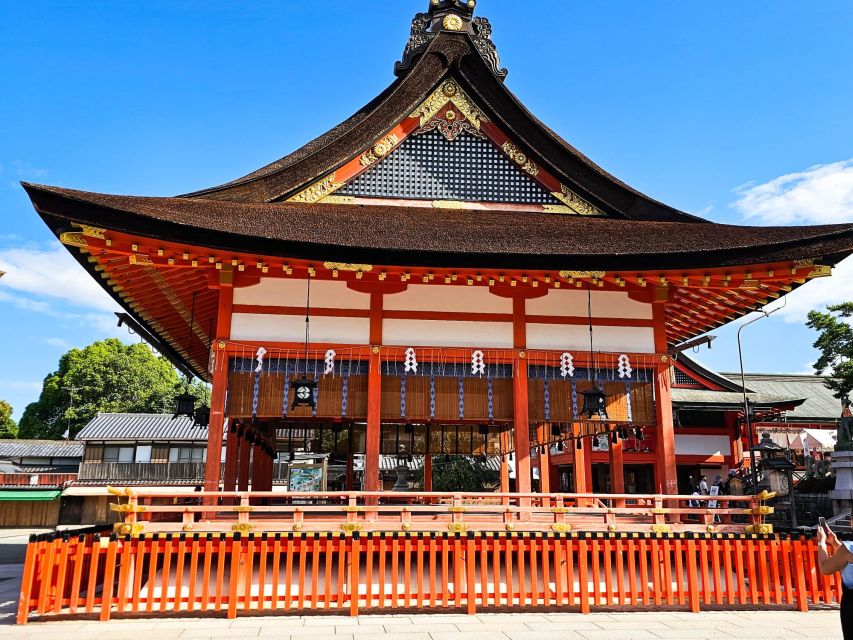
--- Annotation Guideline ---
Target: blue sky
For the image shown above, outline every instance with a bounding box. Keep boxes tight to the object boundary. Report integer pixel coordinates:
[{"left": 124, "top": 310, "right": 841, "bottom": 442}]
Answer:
[{"left": 2, "top": 1, "right": 853, "bottom": 420}]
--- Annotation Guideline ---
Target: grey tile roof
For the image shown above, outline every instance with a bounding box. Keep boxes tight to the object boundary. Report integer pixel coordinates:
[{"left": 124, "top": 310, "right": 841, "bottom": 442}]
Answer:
[
  {"left": 722, "top": 373, "right": 844, "bottom": 422},
  {"left": 671, "top": 389, "right": 804, "bottom": 408},
  {"left": 75, "top": 413, "right": 209, "bottom": 442},
  {"left": 0, "top": 439, "right": 84, "bottom": 459}
]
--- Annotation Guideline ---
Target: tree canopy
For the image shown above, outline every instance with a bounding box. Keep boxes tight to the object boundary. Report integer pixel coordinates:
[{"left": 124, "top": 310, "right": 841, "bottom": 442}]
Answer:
[
  {"left": 807, "top": 302, "right": 853, "bottom": 400},
  {"left": 0, "top": 400, "right": 17, "bottom": 439},
  {"left": 422, "top": 456, "right": 500, "bottom": 492},
  {"left": 18, "top": 338, "right": 210, "bottom": 440}
]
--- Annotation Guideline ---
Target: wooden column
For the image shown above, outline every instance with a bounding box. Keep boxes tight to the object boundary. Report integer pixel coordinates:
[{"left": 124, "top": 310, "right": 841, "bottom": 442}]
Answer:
[
  {"left": 652, "top": 290, "right": 679, "bottom": 494},
  {"left": 500, "top": 430, "right": 510, "bottom": 493},
  {"left": 204, "top": 271, "right": 233, "bottom": 493},
  {"left": 237, "top": 436, "right": 251, "bottom": 492},
  {"left": 222, "top": 424, "right": 239, "bottom": 493},
  {"left": 609, "top": 432, "right": 625, "bottom": 507},
  {"left": 251, "top": 442, "right": 263, "bottom": 491},
  {"left": 512, "top": 298, "right": 532, "bottom": 495},
  {"left": 364, "top": 294, "right": 383, "bottom": 495},
  {"left": 726, "top": 412, "right": 742, "bottom": 469},
  {"left": 573, "top": 425, "right": 588, "bottom": 493},
  {"left": 538, "top": 424, "right": 551, "bottom": 494},
  {"left": 424, "top": 454, "right": 433, "bottom": 491}
]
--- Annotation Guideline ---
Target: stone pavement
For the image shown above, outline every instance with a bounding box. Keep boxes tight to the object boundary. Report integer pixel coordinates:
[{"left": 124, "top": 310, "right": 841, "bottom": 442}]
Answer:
[{"left": 0, "top": 609, "right": 844, "bottom": 640}]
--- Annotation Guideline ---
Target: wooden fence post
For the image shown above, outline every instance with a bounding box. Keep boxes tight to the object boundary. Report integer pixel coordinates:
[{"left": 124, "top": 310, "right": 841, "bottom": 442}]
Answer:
[
  {"left": 99, "top": 538, "right": 119, "bottom": 621},
  {"left": 16, "top": 537, "right": 38, "bottom": 624}
]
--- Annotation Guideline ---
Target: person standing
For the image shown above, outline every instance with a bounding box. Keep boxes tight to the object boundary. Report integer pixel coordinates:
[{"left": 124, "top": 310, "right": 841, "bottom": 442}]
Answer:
[
  {"left": 699, "top": 475, "right": 709, "bottom": 495},
  {"left": 817, "top": 519, "right": 853, "bottom": 638}
]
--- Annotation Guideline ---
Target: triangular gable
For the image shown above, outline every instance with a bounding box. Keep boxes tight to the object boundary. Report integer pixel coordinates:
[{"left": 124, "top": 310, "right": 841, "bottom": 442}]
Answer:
[
  {"left": 286, "top": 80, "right": 606, "bottom": 216},
  {"left": 336, "top": 128, "right": 560, "bottom": 205}
]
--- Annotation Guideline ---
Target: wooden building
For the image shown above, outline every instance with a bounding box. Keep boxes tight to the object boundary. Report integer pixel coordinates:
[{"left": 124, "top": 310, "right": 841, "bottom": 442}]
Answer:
[
  {"left": 21, "top": 0, "right": 853, "bottom": 504},
  {"left": 16, "top": 2, "right": 853, "bottom": 622}
]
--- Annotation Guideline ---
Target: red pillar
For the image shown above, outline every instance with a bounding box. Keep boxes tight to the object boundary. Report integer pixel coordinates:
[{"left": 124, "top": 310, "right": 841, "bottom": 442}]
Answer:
[
  {"left": 500, "top": 430, "right": 510, "bottom": 493},
  {"left": 203, "top": 272, "right": 233, "bottom": 493},
  {"left": 652, "top": 291, "right": 678, "bottom": 494},
  {"left": 538, "top": 424, "right": 551, "bottom": 494},
  {"left": 223, "top": 424, "right": 239, "bottom": 493},
  {"left": 365, "top": 293, "right": 383, "bottom": 495},
  {"left": 238, "top": 436, "right": 251, "bottom": 492},
  {"left": 365, "top": 350, "right": 382, "bottom": 493},
  {"left": 512, "top": 298, "right": 531, "bottom": 495},
  {"left": 573, "top": 424, "right": 588, "bottom": 494},
  {"left": 251, "top": 442, "right": 264, "bottom": 491},
  {"left": 609, "top": 432, "right": 625, "bottom": 506},
  {"left": 424, "top": 454, "right": 433, "bottom": 491}
]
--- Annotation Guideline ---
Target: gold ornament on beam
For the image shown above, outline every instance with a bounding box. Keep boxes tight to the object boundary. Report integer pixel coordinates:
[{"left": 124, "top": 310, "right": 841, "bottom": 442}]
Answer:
[
  {"left": 322, "top": 262, "right": 373, "bottom": 273},
  {"left": 551, "top": 185, "right": 604, "bottom": 216},
  {"left": 559, "top": 270, "right": 606, "bottom": 279},
  {"left": 501, "top": 142, "right": 539, "bottom": 176},
  {"left": 360, "top": 134, "right": 400, "bottom": 167},
  {"left": 288, "top": 173, "right": 345, "bottom": 204},
  {"left": 410, "top": 80, "right": 488, "bottom": 130},
  {"left": 59, "top": 232, "right": 88, "bottom": 248}
]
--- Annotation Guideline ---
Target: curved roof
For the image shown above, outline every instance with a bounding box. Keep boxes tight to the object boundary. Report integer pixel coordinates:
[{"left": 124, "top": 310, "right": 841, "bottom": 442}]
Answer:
[
  {"left": 25, "top": 183, "right": 853, "bottom": 272},
  {"left": 19, "top": 1, "right": 853, "bottom": 378},
  {"left": 181, "top": 30, "right": 704, "bottom": 223}
]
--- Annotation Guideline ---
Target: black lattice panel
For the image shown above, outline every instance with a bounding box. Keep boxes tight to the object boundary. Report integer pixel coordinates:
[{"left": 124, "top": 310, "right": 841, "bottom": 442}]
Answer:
[{"left": 338, "top": 130, "right": 559, "bottom": 204}]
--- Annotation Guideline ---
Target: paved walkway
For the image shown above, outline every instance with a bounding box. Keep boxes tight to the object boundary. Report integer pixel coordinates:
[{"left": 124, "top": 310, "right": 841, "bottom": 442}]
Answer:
[{"left": 0, "top": 609, "right": 844, "bottom": 640}]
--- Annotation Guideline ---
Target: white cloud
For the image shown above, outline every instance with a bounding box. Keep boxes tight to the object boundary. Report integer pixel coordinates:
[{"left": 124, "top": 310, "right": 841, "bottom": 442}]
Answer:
[
  {"left": 0, "top": 289, "right": 52, "bottom": 313},
  {"left": 733, "top": 158, "right": 853, "bottom": 225},
  {"left": 0, "top": 244, "right": 118, "bottom": 312},
  {"left": 11, "top": 160, "right": 48, "bottom": 180},
  {"left": 43, "top": 337, "right": 71, "bottom": 349}
]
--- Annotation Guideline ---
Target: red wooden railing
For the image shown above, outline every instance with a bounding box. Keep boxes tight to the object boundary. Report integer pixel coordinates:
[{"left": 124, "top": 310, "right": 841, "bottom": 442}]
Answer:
[
  {"left": 106, "top": 489, "right": 774, "bottom": 535},
  {"left": 17, "top": 527, "right": 839, "bottom": 623}
]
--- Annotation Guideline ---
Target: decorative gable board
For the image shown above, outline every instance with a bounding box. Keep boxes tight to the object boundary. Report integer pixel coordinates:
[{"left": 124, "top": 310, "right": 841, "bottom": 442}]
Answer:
[{"left": 337, "top": 129, "right": 560, "bottom": 205}]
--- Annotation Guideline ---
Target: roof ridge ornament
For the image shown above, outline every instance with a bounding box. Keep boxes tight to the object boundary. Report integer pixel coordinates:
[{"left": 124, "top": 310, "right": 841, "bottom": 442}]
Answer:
[{"left": 395, "top": 0, "right": 507, "bottom": 80}]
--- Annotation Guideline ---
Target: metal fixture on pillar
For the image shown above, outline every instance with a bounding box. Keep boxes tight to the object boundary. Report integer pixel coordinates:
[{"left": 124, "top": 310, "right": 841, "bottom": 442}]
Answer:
[
  {"left": 580, "top": 285, "right": 608, "bottom": 420},
  {"left": 291, "top": 271, "right": 317, "bottom": 410}
]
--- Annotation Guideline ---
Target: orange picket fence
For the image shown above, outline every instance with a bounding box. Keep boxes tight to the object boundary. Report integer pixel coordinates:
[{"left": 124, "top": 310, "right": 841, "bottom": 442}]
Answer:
[{"left": 17, "top": 528, "right": 839, "bottom": 624}]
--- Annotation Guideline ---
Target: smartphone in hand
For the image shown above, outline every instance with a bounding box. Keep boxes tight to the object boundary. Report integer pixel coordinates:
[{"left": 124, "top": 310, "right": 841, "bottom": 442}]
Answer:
[{"left": 819, "top": 517, "right": 830, "bottom": 532}]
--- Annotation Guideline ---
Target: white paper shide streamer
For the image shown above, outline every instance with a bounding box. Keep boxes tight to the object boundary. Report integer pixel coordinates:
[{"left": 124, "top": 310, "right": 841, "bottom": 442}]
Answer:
[
  {"left": 471, "top": 350, "right": 485, "bottom": 375},
  {"left": 404, "top": 347, "right": 419, "bottom": 373},
  {"left": 560, "top": 352, "right": 575, "bottom": 378},
  {"left": 254, "top": 347, "right": 267, "bottom": 373},
  {"left": 324, "top": 349, "right": 336, "bottom": 375}
]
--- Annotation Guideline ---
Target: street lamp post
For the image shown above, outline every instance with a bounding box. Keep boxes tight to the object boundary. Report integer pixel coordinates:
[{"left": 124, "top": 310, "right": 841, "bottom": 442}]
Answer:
[{"left": 737, "top": 305, "right": 782, "bottom": 489}]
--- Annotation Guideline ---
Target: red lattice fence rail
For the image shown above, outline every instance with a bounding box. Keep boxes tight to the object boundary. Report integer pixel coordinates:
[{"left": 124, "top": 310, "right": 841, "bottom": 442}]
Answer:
[{"left": 17, "top": 528, "right": 839, "bottom": 624}]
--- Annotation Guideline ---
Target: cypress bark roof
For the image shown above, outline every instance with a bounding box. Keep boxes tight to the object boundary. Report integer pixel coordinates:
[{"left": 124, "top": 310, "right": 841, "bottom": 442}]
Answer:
[{"left": 24, "top": 183, "right": 853, "bottom": 272}]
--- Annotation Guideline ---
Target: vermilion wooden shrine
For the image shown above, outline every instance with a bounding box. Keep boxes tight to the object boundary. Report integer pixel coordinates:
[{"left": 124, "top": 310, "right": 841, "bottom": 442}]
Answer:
[{"left": 17, "top": 0, "right": 853, "bottom": 621}]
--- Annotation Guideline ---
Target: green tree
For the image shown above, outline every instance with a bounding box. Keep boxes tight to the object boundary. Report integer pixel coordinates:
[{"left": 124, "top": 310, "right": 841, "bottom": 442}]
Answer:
[
  {"left": 0, "top": 400, "right": 18, "bottom": 439},
  {"left": 17, "top": 338, "right": 209, "bottom": 439},
  {"left": 418, "top": 456, "right": 500, "bottom": 492},
  {"left": 807, "top": 302, "right": 853, "bottom": 400}
]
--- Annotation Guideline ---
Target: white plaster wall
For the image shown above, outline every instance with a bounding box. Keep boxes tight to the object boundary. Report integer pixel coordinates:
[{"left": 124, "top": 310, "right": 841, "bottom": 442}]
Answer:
[
  {"left": 230, "top": 313, "right": 370, "bottom": 344},
  {"left": 233, "top": 278, "right": 371, "bottom": 309},
  {"left": 525, "top": 324, "right": 655, "bottom": 353},
  {"left": 383, "top": 284, "right": 512, "bottom": 313},
  {"left": 383, "top": 319, "right": 513, "bottom": 348},
  {"left": 674, "top": 435, "right": 731, "bottom": 457},
  {"left": 526, "top": 289, "right": 652, "bottom": 319}
]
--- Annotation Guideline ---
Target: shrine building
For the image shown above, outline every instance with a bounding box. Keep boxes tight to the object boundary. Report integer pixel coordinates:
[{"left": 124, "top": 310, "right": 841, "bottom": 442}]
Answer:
[
  {"left": 21, "top": 1, "right": 853, "bottom": 506},
  {"left": 17, "top": 0, "right": 853, "bottom": 623}
]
